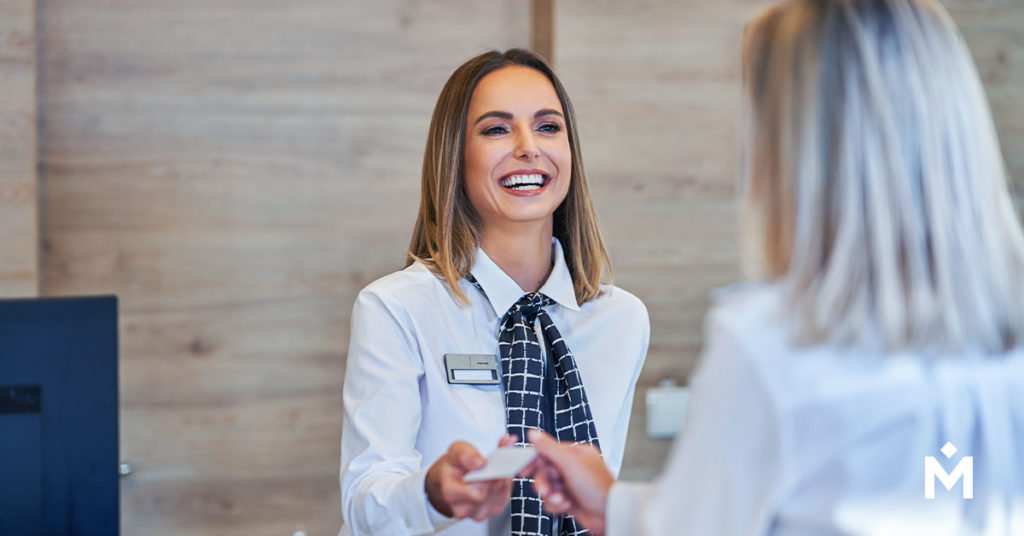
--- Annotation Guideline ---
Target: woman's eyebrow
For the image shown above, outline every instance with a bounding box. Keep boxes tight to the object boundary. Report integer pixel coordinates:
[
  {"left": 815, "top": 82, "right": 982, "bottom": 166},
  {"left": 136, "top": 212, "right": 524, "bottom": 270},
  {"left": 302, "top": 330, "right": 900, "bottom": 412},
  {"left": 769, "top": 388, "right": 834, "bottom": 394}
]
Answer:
[
  {"left": 473, "top": 109, "right": 564, "bottom": 125},
  {"left": 474, "top": 111, "right": 513, "bottom": 125}
]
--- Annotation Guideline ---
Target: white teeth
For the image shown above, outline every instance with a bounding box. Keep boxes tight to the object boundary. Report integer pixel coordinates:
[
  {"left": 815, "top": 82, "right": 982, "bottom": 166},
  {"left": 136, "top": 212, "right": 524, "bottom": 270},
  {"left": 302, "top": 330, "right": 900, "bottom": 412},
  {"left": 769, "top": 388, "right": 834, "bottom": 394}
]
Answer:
[{"left": 501, "top": 173, "right": 546, "bottom": 189}]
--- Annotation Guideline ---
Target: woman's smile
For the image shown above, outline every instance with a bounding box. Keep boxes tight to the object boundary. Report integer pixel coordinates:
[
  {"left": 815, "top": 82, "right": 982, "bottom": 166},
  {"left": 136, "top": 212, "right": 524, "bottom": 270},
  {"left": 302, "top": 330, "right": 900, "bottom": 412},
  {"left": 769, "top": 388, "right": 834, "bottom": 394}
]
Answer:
[{"left": 498, "top": 169, "right": 551, "bottom": 194}]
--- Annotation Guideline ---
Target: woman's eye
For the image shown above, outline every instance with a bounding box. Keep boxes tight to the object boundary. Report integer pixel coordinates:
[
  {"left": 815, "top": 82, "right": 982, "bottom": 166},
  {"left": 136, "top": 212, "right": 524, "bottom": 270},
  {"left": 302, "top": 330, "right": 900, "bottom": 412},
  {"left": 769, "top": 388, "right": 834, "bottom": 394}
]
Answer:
[
  {"left": 482, "top": 125, "right": 508, "bottom": 135},
  {"left": 538, "top": 123, "right": 562, "bottom": 133}
]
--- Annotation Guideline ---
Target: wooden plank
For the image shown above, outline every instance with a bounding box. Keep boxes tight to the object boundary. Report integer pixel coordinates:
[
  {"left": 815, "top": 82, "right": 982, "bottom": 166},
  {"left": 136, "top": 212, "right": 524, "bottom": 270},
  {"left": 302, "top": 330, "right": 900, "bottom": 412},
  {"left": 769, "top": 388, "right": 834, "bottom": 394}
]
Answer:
[
  {"left": 532, "top": 0, "right": 556, "bottom": 65},
  {"left": 0, "top": 0, "right": 38, "bottom": 297},
  {"left": 39, "top": 0, "right": 529, "bottom": 534},
  {"left": 555, "top": 0, "right": 1024, "bottom": 480}
]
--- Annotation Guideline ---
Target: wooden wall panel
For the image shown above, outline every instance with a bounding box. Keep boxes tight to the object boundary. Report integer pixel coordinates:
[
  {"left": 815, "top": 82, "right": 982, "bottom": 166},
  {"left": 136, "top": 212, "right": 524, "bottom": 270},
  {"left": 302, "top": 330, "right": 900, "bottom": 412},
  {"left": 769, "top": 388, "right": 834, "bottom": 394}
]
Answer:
[
  {"left": 0, "top": 0, "right": 38, "bottom": 297},
  {"left": 531, "top": 0, "right": 556, "bottom": 65},
  {"left": 555, "top": 0, "right": 1024, "bottom": 479},
  {"left": 556, "top": 0, "right": 761, "bottom": 480},
  {"left": 39, "top": 1, "right": 529, "bottom": 534}
]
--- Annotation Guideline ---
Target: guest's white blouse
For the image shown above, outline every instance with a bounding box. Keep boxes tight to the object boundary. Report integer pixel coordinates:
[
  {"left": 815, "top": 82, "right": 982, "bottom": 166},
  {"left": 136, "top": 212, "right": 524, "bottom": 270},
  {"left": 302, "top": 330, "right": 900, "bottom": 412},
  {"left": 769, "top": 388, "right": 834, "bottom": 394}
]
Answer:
[{"left": 609, "top": 283, "right": 1024, "bottom": 536}]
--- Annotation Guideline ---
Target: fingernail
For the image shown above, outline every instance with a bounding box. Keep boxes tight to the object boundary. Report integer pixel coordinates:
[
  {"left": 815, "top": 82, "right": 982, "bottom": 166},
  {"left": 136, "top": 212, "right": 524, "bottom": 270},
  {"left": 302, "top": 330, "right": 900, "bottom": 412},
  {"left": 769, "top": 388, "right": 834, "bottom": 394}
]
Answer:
[{"left": 527, "top": 429, "right": 540, "bottom": 442}]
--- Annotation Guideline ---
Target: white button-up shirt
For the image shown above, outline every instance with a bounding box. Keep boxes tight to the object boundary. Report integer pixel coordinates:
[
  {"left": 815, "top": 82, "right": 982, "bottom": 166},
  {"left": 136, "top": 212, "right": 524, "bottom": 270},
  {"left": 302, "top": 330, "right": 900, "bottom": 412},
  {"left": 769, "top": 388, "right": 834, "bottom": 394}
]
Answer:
[
  {"left": 340, "top": 238, "right": 649, "bottom": 536},
  {"left": 607, "top": 283, "right": 1024, "bottom": 535}
]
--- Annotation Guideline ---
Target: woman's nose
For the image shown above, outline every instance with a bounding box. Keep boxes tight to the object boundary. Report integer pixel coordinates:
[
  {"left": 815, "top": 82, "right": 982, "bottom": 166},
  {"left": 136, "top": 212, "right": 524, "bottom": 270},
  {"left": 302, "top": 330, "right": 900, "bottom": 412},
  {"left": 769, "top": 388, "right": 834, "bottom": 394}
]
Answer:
[{"left": 514, "top": 131, "right": 540, "bottom": 160}]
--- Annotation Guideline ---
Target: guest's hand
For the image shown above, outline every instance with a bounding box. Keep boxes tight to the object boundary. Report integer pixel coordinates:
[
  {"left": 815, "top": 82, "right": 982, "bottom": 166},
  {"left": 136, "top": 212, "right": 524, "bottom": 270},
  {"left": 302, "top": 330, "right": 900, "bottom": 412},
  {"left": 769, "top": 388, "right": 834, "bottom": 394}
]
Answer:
[
  {"left": 425, "top": 435, "right": 517, "bottom": 521},
  {"left": 521, "top": 429, "right": 615, "bottom": 535}
]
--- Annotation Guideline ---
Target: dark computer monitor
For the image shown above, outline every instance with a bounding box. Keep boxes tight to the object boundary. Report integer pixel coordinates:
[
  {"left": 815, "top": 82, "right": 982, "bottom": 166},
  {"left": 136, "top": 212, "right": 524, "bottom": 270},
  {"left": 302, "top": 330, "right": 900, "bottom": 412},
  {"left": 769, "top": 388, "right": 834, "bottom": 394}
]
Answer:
[{"left": 0, "top": 296, "right": 119, "bottom": 535}]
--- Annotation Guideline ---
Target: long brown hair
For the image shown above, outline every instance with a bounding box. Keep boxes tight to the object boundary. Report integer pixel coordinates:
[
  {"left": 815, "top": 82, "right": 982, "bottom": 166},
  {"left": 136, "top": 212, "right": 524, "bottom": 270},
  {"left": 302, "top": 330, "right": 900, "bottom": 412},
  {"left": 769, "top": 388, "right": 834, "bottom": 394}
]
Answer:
[{"left": 407, "top": 48, "right": 611, "bottom": 305}]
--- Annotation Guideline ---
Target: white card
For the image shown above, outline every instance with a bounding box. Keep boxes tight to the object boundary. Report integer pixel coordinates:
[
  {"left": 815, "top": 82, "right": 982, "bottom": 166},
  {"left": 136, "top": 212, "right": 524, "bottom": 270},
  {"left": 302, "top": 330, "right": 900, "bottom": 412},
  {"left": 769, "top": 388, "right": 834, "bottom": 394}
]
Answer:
[{"left": 462, "top": 446, "right": 537, "bottom": 482}]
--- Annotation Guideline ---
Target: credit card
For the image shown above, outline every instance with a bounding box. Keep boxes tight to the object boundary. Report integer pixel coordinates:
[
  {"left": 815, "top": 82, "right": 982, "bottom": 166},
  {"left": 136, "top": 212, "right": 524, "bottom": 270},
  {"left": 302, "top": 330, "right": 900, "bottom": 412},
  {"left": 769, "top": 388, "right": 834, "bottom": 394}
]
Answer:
[{"left": 462, "top": 446, "right": 537, "bottom": 482}]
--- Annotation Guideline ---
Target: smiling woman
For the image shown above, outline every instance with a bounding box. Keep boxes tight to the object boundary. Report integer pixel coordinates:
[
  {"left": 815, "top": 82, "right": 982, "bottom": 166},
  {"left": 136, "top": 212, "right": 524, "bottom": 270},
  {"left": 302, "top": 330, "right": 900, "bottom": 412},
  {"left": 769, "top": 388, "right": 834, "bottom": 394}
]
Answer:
[
  {"left": 462, "top": 65, "right": 573, "bottom": 291},
  {"left": 338, "top": 49, "right": 650, "bottom": 536}
]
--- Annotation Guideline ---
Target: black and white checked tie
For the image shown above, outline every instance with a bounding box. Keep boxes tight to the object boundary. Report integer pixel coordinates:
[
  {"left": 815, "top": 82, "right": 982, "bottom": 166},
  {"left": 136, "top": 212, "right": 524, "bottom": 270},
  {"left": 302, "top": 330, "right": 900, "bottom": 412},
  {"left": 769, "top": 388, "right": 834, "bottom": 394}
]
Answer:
[{"left": 467, "top": 275, "right": 600, "bottom": 536}]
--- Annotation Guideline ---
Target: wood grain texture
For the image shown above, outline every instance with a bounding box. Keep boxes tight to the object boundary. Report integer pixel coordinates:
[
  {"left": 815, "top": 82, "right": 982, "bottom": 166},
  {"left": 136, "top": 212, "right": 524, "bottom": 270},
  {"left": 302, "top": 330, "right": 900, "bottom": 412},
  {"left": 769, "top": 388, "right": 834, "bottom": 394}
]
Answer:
[
  {"left": 555, "top": 0, "right": 1024, "bottom": 479},
  {"left": 0, "top": 0, "right": 38, "bottom": 297},
  {"left": 38, "top": 1, "right": 528, "bottom": 534},
  {"left": 555, "top": 0, "right": 758, "bottom": 480},
  {"left": 532, "top": 0, "right": 556, "bottom": 66}
]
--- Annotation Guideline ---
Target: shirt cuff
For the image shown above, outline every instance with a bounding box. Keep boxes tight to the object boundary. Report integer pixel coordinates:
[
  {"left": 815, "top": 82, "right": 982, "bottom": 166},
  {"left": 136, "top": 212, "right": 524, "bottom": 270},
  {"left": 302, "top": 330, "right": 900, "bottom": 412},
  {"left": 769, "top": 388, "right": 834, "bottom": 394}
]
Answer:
[
  {"left": 418, "top": 467, "right": 460, "bottom": 533},
  {"left": 605, "top": 481, "right": 655, "bottom": 536},
  {"left": 376, "top": 465, "right": 450, "bottom": 536}
]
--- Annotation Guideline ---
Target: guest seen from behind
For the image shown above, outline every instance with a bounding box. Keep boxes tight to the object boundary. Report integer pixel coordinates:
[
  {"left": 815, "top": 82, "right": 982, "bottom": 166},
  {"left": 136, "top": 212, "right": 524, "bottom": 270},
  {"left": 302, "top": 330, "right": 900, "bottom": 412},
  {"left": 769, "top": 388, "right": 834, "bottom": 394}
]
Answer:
[{"left": 525, "top": 1, "right": 1024, "bottom": 534}]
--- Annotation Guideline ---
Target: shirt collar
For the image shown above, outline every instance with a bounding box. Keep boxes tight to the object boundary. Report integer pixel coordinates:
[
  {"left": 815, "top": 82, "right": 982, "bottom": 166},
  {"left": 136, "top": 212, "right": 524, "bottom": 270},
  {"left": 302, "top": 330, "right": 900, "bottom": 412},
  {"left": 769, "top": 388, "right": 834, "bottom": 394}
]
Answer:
[{"left": 469, "top": 237, "right": 581, "bottom": 317}]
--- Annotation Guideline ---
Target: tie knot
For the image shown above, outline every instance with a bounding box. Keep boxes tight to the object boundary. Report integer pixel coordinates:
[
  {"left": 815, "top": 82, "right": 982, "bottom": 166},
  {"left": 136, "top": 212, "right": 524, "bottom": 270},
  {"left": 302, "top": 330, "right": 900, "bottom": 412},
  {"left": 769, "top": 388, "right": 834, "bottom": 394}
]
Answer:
[{"left": 510, "top": 292, "right": 553, "bottom": 323}]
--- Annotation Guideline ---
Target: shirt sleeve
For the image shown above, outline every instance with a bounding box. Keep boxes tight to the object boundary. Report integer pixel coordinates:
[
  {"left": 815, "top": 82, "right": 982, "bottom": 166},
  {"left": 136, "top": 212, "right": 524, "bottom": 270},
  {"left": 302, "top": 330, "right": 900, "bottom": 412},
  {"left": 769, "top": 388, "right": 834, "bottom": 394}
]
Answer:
[
  {"left": 606, "top": 481, "right": 655, "bottom": 535},
  {"left": 606, "top": 306, "right": 786, "bottom": 536},
  {"left": 605, "top": 299, "right": 650, "bottom": 476},
  {"left": 339, "top": 289, "right": 458, "bottom": 536}
]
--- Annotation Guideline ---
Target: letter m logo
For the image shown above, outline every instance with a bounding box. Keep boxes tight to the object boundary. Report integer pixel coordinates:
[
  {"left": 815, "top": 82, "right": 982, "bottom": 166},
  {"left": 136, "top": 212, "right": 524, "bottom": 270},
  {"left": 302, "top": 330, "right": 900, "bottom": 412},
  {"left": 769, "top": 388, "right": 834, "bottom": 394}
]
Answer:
[{"left": 924, "top": 442, "right": 973, "bottom": 499}]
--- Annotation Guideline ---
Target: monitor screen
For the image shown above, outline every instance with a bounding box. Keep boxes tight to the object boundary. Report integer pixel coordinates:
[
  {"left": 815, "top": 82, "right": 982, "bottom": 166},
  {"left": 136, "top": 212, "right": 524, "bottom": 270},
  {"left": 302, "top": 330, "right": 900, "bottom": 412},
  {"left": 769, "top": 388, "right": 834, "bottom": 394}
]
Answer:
[{"left": 0, "top": 296, "right": 118, "bottom": 535}]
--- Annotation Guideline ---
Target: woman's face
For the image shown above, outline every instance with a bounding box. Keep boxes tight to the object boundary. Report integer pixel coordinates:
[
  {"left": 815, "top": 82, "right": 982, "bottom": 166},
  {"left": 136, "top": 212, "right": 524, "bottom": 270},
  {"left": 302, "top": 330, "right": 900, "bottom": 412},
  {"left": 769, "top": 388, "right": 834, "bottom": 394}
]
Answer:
[{"left": 463, "top": 66, "right": 572, "bottom": 233}]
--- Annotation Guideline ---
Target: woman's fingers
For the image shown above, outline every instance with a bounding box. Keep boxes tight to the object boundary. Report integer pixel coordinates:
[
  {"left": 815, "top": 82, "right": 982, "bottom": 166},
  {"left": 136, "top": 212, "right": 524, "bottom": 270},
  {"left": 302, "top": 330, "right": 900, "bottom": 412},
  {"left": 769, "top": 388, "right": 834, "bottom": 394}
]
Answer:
[
  {"left": 448, "top": 441, "right": 486, "bottom": 473},
  {"left": 527, "top": 430, "right": 576, "bottom": 486},
  {"left": 468, "top": 476, "right": 516, "bottom": 520},
  {"left": 527, "top": 429, "right": 571, "bottom": 470},
  {"left": 499, "top": 433, "right": 518, "bottom": 448},
  {"left": 525, "top": 427, "right": 615, "bottom": 530},
  {"left": 467, "top": 479, "right": 513, "bottom": 521},
  {"left": 450, "top": 482, "right": 495, "bottom": 518},
  {"left": 528, "top": 433, "right": 575, "bottom": 504},
  {"left": 447, "top": 439, "right": 534, "bottom": 520},
  {"left": 464, "top": 434, "right": 529, "bottom": 520},
  {"left": 444, "top": 474, "right": 485, "bottom": 512},
  {"left": 437, "top": 436, "right": 573, "bottom": 521},
  {"left": 532, "top": 465, "right": 551, "bottom": 496},
  {"left": 430, "top": 442, "right": 489, "bottom": 518},
  {"left": 462, "top": 482, "right": 492, "bottom": 520},
  {"left": 518, "top": 454, "right": 547, "bottom": 479},
  {"left": 532, "top": 459, "right": 572, "bottom": 512},
  {"left": 545, "top": 460, "right": 567, "bottom": 496}
]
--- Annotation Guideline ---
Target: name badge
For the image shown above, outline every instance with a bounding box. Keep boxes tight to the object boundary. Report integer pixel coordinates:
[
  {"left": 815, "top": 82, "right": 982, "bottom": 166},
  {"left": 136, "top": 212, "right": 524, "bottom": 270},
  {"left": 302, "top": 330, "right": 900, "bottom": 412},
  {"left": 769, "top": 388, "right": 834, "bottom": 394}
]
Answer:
[{"left": 444, "top": 354, "right": 501, "bottom": 385}]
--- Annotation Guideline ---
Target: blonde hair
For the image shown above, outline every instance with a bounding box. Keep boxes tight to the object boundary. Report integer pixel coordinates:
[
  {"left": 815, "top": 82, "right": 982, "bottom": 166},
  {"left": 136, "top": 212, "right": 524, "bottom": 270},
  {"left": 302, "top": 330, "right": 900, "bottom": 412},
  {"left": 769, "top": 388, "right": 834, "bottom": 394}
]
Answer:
[
  {"left": 741, "top": 0, "right": 1024, "bottom": 353},
  {"left": 407, "top": 49, "right": 611, "bottom": 305}
]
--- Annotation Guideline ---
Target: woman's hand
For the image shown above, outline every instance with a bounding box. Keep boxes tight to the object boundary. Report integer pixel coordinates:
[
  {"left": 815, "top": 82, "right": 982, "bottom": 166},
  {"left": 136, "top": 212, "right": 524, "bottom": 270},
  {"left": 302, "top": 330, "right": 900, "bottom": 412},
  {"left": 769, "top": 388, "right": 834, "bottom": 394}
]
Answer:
[
  {"left": 520, "top": 429, "right": 615, "bottom": 535},
  {"left": 425, "top": 435, "right": 517, "bottom": 521}
]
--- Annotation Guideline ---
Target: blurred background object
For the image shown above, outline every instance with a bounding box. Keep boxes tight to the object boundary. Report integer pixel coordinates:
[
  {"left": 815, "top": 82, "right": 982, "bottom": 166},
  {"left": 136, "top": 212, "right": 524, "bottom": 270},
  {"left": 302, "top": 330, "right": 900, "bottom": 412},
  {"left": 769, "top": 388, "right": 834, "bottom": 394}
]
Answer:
[
  {"left": 645, "top": 379, "right": 690, "bottom": 440},
  {"left": 0, "top": 296, "right": 118, "bottom": 535},
  {"left": 0, "top": 0, "right": 1021, "bottom": 534}
]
